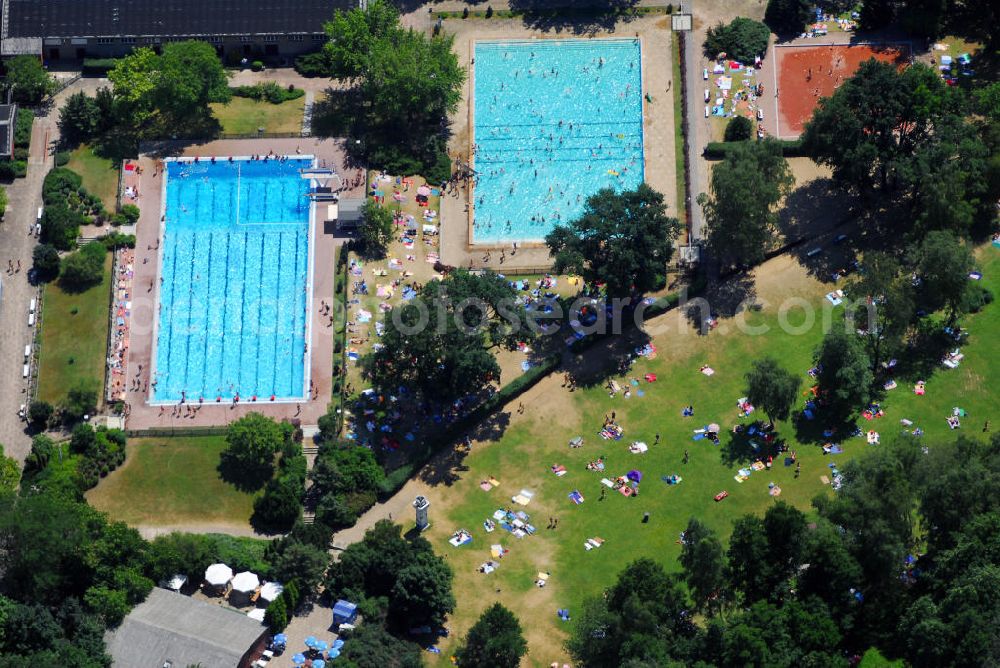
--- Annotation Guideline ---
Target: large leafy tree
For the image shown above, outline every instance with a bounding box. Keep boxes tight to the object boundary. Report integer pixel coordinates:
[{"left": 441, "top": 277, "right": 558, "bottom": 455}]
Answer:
[
  {"left": 545, "top": 184, "right": 680, "bottom": 298},
  {"left": 58, "top": 92, "right": 101, "bottom": 147},
  {"left": 916, "top": 230, "right": 975, "bottom": 323},
  {"left": 322, "top": 0, "right": 465, "bottom": 180},
  {"left": 703, "top": 18, "right": 771, "bottom": 63},
  {"left": 744, "top": 356, "right": 801, "bottom": 427},
  {"left": 764, "top": 0, "right": 812, "bottom": 35},
  {"left": 108, "top": 41, "right": 229, "bottom": 135},
  {"left": 699, "top": 139, "right": 794, "bottom": 270},
  {"left": 456, "top": 603, "right": 527, "bottom": 668},
  {"left": 679, "top": 518, "right": 726, "bottom": 614},
  {"left": 727, "top": 515, "right": 771, "bottom": 604},
  {"left": 370, "top": 269, "right": 531, "bottom": 401},
  {"left": 358, "top": 200, "right": 395, "bottom": 259},
  {"left": 814, "top": 328, "right": 873, "bottom": 423},
  {"left": 846, "top": 253, "right": 915, "bottom": 374},
  {"left": 4, "top": 56, "right": 56, "bottom": 105},
  {"left": 221, "top": 413, "right": 290, "bottom": 483},
  {"left": 58, "top": 242, "right": 107, "bottom": 292}
]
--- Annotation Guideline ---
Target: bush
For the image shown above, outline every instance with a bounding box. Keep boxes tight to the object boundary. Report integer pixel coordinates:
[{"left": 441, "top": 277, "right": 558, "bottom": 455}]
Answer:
[
  {"left": 41, "top": 204, "right": 86, "bottom": 251},
  {"left": 14, "top": 108, "right": 34, "bottom": 147},
  {"left": 0, "top": 160, "right": 27, "bottom": 180},
  {"left": 81, "top": 58, "right": 119, "bottom": 75},
  {"left": 12, "top": 147, "right": 28, "bottom": 161},
  {"left": 486, "top": 6, "right": 494, "bottom": 18},
  {"left": 110, "top": 213, "right": 128, "bottom": 226},
  {"left": 264, "top": 596, "right": 288, "bottom": 632},
  {"left": 28, "top": 401, "right": 54, "bottom": 428},
  {"left": 231, "top": 82, "right": 305, "bottom": 104},
  {"left": 62, "top": 386, "right": 98, "bottom": 423},
  {"left": 54, "top": 151, "right": 71, "bottom": 166},
  {"left": 251, "top": 478, "right": 302, "bottom": 534},
  {"left": 59, "top": 242, "right": 107, "bottom": 291},
  {"left": 251, "top": 60, "right": 264, "bottom": 72},
  {"left": 32, "top": 243, "right": 61, "bottom": 281},
  {"left": 962, "top": 283, "right": 994, "bottom": 313},
  {"left": 704, "top": 139, "right": 806, "bottom": 159},
  {"left": 101, "top": 232, "right": 136, "bottom": 249},
  {"left": 119, "top": 203, "right": 140, "bottom": 224},
  {"left": 724, "top": 116, "right": 754, "bottom": 142},
  {"left": 704, "top": 17, "right": 770, "bottom": 64},
  {"left": 42, "top": 167, "right": 84, "bottom": 205},
  {"left": 294, "top": 51, "right": 331, "bottom": 78}
]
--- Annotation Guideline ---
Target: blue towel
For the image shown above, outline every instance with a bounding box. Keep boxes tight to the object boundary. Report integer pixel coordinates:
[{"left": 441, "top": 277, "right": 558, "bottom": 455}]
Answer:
[{"left": 692, "top": 433, "right": 706, "bottom": 441}]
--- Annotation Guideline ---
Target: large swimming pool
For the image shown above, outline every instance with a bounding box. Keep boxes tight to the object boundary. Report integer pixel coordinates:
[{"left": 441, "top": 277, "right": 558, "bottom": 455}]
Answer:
[
  {"left": 472, "top": 39, "right": 644, "bottom": 244},
  {"left": 153, "top": 157, "right": 312, "bottom": 403}
]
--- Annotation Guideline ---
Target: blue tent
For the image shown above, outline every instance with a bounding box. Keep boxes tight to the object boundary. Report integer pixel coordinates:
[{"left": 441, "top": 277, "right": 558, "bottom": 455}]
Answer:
[{"left": 333, "top": 599, "right": 358, "bottom": 625}]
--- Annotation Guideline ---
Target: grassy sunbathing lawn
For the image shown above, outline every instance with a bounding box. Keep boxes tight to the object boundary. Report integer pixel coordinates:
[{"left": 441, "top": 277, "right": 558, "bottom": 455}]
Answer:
[
  {"left": 86, "top": 435, "right": 258, "bottom": 527},
  {"left": 36, "top": 255, "right": 112, "bottom": 407},
  {"left": 422, "top": 247, "right": 1000, "bottom": 666},
  {"left": 211, "top": 97, "right": 306, "bottom": 135},
  {"left": 66, "top": 144, "right": 120, "bottom": 211}
]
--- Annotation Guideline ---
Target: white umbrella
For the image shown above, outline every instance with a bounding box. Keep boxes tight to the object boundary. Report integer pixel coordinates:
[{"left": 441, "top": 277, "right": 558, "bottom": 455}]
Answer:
[
  {"left": 259, "top": 581, "right": 284, "bottom": 603},
  {"left": 231, "top": 571, "right": 260, "bottom": 594},
  {"left": 247, "top": 608, "right": 266, "bottom": 622},
  {"left": 204, "top": 563, "right": 233, "bottom": 587}
]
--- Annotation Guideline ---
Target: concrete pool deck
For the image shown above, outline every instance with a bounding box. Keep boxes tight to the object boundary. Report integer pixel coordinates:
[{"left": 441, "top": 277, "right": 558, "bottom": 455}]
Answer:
[
  {"left": 439, "top": 14, "right": 677, "bottom": 271},
  {"left": 123, "top": 137, "right": 365, "bottom": 430}
]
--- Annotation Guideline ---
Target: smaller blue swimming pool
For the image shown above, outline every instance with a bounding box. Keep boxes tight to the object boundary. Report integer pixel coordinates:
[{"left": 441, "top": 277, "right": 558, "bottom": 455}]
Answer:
[
  {"left": 472, "top": 39, "right": 645, "bottom": 244},
  {"left": 153, "top": 158, "right": 312, "bottom": 403}
]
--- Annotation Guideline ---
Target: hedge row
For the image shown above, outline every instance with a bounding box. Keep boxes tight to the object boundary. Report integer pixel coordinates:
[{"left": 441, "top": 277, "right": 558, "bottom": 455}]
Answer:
[
  {"left": 82, "top": 58, "right": 119, "bottom": 75},
  {"left": 378, "top": 353, "right": 562, "bottom": 498},
  {"left": 703, "top": 138, "right": 808, "bottom": 159}
]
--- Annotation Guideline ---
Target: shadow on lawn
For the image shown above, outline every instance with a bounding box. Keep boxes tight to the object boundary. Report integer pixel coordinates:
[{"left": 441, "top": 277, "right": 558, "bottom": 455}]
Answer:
[
  {"left": 417, "top": 409, "right": 513, "bottom": 487},
  {"left": 508, "top": 0, "right": 641, "bottom": 35},
  {"left": 683, "top": 272, "right": 758, "bottom": 333}
]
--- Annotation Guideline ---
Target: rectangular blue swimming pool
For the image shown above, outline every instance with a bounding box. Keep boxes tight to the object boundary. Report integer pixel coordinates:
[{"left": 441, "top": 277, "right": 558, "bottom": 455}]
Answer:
[
  {"left": 472, "top": 39, "right": 644, "bottom": 244},
  {"left": 153, "top": 157, "right": 312, "bottom": 403}
]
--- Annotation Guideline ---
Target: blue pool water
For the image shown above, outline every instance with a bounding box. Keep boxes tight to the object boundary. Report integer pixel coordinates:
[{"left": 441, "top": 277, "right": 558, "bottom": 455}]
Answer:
[
  {"left": 472, "top": 39, "right": 644, "bottom": 244},
  {"left": 153, "top": 158, "right": 312, "bottom": 402}
]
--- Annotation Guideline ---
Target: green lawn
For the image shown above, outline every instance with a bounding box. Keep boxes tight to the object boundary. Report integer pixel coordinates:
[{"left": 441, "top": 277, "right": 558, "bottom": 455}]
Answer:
[
  {"left": 66, "top": 144, "right": 120, "bottom": 211},
  {"left": 86, "top": 435, "right": 259, "bottom": 527},
  {"left": 210, "top": 96, "right": 306, "bottom": 135},
  {"left": 36, "top": 255, "right": 112, "bottom": 407},
  {"left": 425, "top": 247, "right": 1000, "bottom": 665}
]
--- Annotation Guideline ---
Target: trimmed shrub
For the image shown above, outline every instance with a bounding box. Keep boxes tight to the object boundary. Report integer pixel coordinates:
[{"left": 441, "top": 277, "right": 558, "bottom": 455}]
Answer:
[
  {"left": 251, "top": 60, "right": 264, "bottom": 72},
  {"left": 294, "top": 51, "right": 331, "bottom": 78},
  {"left": 120, "top": 203, "right": 140, "bottom": 224},
  {"left": 724, "top": 116, "right": 754, "bottom": 142},
  {"left": 81, "top": 58, "right": 119, "bottom": 75},
  {"left": 232, "top": 82, "right": 304, "bottom": 104},
  {"left": 704, "top": 139, "right": 806, "bottom": 159},
  {"left": 55, "top": 151, "right": 71, "bottom": 166}
]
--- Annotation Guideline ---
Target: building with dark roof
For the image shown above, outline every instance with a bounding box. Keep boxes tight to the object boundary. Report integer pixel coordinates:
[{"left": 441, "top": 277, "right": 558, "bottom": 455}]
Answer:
[
  {"left": 105, "top": 587, "right": 268, "bottom": 668},
  {"left": 1, "top": 0, "right": 358, "bottom": 62}
]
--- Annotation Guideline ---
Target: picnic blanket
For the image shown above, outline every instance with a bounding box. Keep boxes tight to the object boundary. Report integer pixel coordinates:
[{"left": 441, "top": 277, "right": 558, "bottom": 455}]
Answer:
[
  {"left": 584, "top": 538, "right": 605, "bottom": 551},
  {"left": 700, "top": 366, "right": 715, "bottom": 376},
  {"left": 568, "top": 490, "right": 585, "bottom": 505},
  {"left": 825, "top": 289, "right": 844, "bottom": 306},
  {"left": 629, "top": 441, "right": 648, "bottom": 454},
  {"left": 551, "top": 465, "right": 567, "bottom": 477},
  {"left": 511, "top": 489, "right": 534, "bottom": 506}
]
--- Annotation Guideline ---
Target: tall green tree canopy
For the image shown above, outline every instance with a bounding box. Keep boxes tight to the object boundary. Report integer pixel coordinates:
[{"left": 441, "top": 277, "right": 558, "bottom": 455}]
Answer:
[
  {"left": 703, "top": 18, "right": 771, "bottom": 63},
  {"left": 221, "top": 413, "right": 290, "bottom": 483},
  {"left": 764, "top": 0, "right": 812, "bottom": 35},
  {"left": 845, "top": 252, "right": 915, "bottom": 373},
  {"left": 744, "top": 356, "right": 802, "bottom": 426},
  {"left": 358, "top": 200, "right": 395, "bottom": 259},
  {"left": 321, "top": 0, "right": 465, "bottom": 180},
  {"left": 370, "top": 269, "right": 533, "bottom": 401},
  {"left": 545, "top": 184, "right": 680, "bottom": 298},
  {"left": 916, "top": 230, "right": 975, "bottom": 322},
  {"left": 456, "top": 603, "right": 527, "bottom": 668},
  {"left": 4, "top": 56, "right": 56, "bottom": 105},
  {"left": 58, "top": 92, "right": 101, "bottom": 147},
  {"left": 699, "top": 139, "right": 794, "bottom": 270},
  {"left": 814, "top": 327, "right": 873, "bottom": 423},
  {"left": 679, "top": 518, "right": 726, "bottom": 613}
]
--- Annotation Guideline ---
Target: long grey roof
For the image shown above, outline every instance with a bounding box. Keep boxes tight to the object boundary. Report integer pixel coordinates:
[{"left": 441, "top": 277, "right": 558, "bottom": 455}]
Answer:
[
  {"left": 105, "top": 588, "right": 266, "bottom": 668},
  {"left": 4, "top": 0, "right": 357, "bottom": 39}
]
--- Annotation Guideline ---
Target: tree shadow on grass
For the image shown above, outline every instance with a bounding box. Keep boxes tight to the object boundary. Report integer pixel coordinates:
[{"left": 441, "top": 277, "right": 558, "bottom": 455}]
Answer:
[
  {"left": 217, "top": 453, "right": 272, "bottom": 493},
  {"left": 416, "top": 409, "right": 512, "bottom": 487},
  {"left": 890, "top": 321, "right": 958, "bottom": 384},
  {"left": 777, "top": 178, "right": 856, "bottom": 244},
  {"left": 509, "top": 0, "right": 641, "bottom": 35},
  {"left": 683, "top": 272, "right": 757, "bottom": 333}
]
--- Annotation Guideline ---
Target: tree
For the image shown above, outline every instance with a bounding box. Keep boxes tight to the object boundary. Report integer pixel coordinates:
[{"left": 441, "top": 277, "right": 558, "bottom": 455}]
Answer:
[
  {"left": 679, "top": 518, "right": 726, "bottom": 613},
  {"left": 31, "top": 244, "right": 61, "bottom": 282},
  {"left": 370, "top": 270, "right": 530, "bottom": 401},
  {"left": 846, "top": 253, "right": 915, "bottom": 374},
  {"left": 61, "top": 386, "right": 97, "bottom": 423},
  {"left": 744, "top": 356, "right": 801, "bottom": 427},
  {"left": 40, "top": 204, "right": 86, "bottom": 251},
  {"left": 266, "top": 539, "right": 329, "bottom": 592},
  {"left": 917, "top": 230, "right": 975, "bottom": 323},
  {"left": 58, "top": 93, "right": 101, "bottom": 146},
  {"left": 58, "top": 242, "right": 106, "bottom": 292},
  {"left": 310, "top": 443, "right": 384, "bottom": 498},
  {"left": 0, "top": 186, "right": 7, "bottom": 218},
  {"left": 456, "top": 603, "right": 527, "bottom": 668},
  {"left": 264, "top": 596, "right": 288, "bottom": 632},
  {"left": 545, "top": 184, "right": 680, "bottom": 298},
  {"left": 339, "top": 624, "right": 424, "bottom": 668},
  {"left": 764, "top": 0, "right": 812, "bottom": 35},
  {"left": 251, "top": 479, "right": 302, "bottom": 533},
  {"left": 727, "top": 515, "right": 771, "bottom": 603},
  {"left": 4, "top": 56, "right": 55, "bottom": 105},
  {"left": 27, "top": 401, "right": 54, "bottom": 429},
  {"left": 358, "top": 200, "right": 394, "bottom": 258},
  {"left": 0, "top": 455, "right": 19, "bottom": 493},
  {"left": 390, "top": 550, "right": 455, "bottom": 628},
  {"left": 221, "top": 413, "right": 287, "bottom": 483},
  {"left": 699, "top": 139, "right": 794, "bottom": 270},
  {"left": 814, "top": 328, "right": 872, "bottom": 423},
  {"left": 703, "top": 18, "right": 770, "bottom": 64},
  {"left": 723, "top": 115, "right": 753, "bottom": 142},
  {"left": 321, "top": 0, "right": 465, "bottom": 180},
  {"left": 762, "top": 502, "right": 808, "bottom": 587}
]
